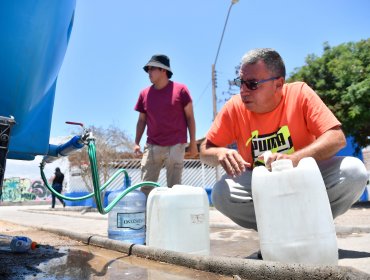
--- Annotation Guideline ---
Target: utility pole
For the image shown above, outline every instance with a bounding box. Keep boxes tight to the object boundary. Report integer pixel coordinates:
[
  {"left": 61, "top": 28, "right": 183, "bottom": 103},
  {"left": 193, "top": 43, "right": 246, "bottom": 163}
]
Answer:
[
  {"left": 211, "top": 0, "right": 239, "bottom": 180},
  {"left": 211, "top": 64, "right": 217, "bottom": 120},
  {"left": 211, "top": 0, "right": 239, "bottom": 120}
]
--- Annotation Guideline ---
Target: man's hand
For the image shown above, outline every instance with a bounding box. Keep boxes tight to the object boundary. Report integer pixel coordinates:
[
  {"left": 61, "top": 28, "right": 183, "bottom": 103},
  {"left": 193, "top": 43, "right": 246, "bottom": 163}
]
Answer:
[
  {"left": 259, "top": 127, "right": 347, "bottom": 170},
  {"left": 217, "top": 148, "right": 251, "bottom": 177},
  {"left": 134, "top": 144, "right": 142, "bottom": 156},
  {"left": 187, "top": 141, "right": 198, "bottom": 158},
  {"left": 259, "top": 152, "right": 300, "bottom": 170}
]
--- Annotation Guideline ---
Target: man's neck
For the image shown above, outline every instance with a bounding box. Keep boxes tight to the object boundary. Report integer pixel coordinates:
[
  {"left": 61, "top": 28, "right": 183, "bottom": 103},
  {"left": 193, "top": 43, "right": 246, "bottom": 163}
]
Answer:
[{"left": 154, "top": 78, "right": 170, "bottom": 90}]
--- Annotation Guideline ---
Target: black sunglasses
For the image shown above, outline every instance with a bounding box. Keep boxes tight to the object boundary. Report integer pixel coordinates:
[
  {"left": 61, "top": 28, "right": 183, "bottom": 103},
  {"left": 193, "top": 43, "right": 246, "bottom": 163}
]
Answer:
[{"left": 234, "top": 76, "right": 280, "bottom": 90}]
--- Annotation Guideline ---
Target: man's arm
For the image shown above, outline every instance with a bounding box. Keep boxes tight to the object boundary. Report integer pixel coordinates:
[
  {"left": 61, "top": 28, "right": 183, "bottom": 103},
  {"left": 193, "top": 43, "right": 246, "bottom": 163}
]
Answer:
[
  {"left": 134, "top": 112, "right": 147, "bottom": 155},
  {"left": 264, "top": 126, "right": 346, "bottom": 168},
  {"left": 200, "top": 139, "right": 250, "bottom": 177},
  {"left": 184, "top": 102, "right": 198, "bottom": 157}
]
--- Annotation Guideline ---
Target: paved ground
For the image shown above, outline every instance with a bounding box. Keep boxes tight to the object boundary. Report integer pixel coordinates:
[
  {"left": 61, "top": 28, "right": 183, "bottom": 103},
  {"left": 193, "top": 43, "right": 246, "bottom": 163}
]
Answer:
[{"left": 0, "top": 202, "right": 370, "bottom": 279}]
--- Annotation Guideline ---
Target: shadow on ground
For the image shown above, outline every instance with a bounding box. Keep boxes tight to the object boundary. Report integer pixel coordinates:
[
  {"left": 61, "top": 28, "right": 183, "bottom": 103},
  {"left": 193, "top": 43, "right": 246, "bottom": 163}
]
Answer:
[{"left": 0, "top": 244, "right": 65, "bottom": 279}]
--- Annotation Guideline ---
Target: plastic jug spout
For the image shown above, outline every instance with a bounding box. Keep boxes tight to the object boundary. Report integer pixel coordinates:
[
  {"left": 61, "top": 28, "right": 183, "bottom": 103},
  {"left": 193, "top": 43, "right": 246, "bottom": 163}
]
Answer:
[{"left": 271, "top": 159, "right": 293, "bottom": 172}]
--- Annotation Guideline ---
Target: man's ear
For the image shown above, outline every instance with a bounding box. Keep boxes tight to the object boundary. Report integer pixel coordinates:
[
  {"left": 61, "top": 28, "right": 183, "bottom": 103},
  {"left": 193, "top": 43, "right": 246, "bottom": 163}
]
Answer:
[{"left": 276, "top": 77, "right": 285, "bottom": 90}]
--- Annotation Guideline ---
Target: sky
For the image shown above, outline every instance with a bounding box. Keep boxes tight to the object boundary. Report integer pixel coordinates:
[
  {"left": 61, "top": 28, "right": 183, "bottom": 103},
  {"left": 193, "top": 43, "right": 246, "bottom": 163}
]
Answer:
[{"left": 51, "top": 0, "right": 370, "bottom": 145}]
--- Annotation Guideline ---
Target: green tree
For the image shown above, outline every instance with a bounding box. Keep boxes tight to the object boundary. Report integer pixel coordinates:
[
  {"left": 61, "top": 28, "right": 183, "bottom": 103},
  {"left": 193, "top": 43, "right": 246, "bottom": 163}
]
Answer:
[{"left": 288, "top": 39, "right": 370, "bottom": 149}]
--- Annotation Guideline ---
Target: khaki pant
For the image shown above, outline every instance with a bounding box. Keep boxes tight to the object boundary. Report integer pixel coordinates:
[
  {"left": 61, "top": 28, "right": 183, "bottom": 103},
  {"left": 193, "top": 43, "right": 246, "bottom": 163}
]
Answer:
[{"left": 140, "top": 143, "right": 186, "bottom": 195}]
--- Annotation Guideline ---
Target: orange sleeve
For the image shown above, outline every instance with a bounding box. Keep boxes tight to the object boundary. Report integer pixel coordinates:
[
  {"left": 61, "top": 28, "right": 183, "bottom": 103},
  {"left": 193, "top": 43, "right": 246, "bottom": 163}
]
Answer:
[
  {"left": 301, "top": 83, "right": 341, "bottom": 137},
  {"left": 206, "top": 99, "right": 237, "bottom": 147}
]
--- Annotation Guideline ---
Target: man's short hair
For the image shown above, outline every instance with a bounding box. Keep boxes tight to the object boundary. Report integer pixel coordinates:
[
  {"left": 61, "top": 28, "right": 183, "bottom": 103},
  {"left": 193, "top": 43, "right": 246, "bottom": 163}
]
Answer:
[{"left": 241, "top": 48, "right": 286, "bottom": 78}]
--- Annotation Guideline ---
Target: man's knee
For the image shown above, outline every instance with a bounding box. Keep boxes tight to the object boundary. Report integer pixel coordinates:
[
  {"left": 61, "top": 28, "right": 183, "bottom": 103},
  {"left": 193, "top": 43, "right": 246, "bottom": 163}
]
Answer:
[
  {"left": 211, "top": 178, "right": 257, "bottom": 230},
  {"left": 327, "top": 157, "right": 368, "bottom": 218},
  {"left": 342, "top": 157, "right": 368, "bottom": 194}
]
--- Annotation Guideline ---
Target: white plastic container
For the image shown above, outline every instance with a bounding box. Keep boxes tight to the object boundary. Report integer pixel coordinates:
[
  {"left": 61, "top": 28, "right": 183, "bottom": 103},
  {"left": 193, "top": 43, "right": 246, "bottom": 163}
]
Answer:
[
  {"left": 252, "top": 157, "right": 338, "bottom": 265},
  {"left": 146, "top": 185, "right": 210, "bottom": 255},
  {"left": 107, "top": 189, "right": 146, "bottom": 244}
]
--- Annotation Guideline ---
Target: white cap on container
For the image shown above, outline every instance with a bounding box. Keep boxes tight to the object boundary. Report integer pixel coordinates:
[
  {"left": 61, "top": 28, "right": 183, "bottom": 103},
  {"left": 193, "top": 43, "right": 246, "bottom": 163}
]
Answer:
[{"left": 263, "top": 151, "right": 272, "bottom": 164}]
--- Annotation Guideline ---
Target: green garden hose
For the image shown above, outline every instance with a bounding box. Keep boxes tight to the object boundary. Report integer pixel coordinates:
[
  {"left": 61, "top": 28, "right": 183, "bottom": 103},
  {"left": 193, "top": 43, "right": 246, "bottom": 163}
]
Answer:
[{"left": 40, "top": 138, "right": 159, "bottom": 214}]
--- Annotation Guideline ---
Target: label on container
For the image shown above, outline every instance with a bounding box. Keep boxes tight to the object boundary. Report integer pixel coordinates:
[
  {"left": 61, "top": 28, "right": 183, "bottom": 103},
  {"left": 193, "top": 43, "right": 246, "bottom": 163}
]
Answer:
[
  {"left": 191, "top": 213, "right": 205, "bottom": 224},
  {"left": 117, "top": 212, "right": 145, "bottom": 230}
]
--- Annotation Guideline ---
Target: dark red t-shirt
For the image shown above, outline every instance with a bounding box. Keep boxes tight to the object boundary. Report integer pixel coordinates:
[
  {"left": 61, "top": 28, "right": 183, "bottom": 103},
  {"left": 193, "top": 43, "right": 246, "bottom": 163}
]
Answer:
[{"left": 134, "top": 81, "right": 192, "bottom": 146}]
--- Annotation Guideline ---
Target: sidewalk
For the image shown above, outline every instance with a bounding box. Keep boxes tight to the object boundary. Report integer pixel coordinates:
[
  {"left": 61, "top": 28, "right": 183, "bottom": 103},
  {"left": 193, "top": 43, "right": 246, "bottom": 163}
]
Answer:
[{"left": 0, "top": 202, "right": 369, "bottom": 279}]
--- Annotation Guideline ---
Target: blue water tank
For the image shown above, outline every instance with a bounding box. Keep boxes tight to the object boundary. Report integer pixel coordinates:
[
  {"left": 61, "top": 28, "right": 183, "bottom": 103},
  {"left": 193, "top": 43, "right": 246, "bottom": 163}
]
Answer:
[{"left": 0, "top": 0, "right": 76, "bottom": 160}]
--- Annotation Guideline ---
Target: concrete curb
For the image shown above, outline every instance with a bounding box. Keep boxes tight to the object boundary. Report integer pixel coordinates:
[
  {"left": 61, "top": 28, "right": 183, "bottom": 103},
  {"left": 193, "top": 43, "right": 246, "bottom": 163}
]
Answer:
[{"left": 27, "top": 224, "right": 370, "bottom": 280}]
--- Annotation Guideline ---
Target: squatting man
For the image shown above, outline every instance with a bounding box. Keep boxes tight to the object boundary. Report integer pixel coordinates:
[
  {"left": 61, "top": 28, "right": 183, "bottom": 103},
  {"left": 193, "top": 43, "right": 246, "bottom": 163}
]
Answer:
[{"left": 200, "top": 48, "right": 367, "bottom": 236}]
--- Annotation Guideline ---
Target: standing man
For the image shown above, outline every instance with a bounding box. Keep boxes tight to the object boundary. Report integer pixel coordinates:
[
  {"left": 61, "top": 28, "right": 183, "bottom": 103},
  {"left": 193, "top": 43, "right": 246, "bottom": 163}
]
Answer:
[
  {"left": 200, "top": 48, "right": 367, "bottom": 232},
  {"left": 51, "top": 167, "right": 65, "bottom": 208},
  {"left": 134, "top": 54, "right": 197, "bottom": 196}
]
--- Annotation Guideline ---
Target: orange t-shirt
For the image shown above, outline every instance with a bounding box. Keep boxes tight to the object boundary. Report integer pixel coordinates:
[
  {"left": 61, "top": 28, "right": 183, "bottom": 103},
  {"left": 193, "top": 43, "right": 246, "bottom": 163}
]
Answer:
[{"left": 206, "top": 82, "right": 341, "bottom": 167}]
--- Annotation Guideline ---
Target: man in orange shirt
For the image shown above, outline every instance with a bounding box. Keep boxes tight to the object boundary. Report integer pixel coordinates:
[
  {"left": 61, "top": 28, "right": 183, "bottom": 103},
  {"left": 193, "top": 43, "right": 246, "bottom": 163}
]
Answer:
[{"left": 201, "top": 48, "right": 367, "bottom": 233}]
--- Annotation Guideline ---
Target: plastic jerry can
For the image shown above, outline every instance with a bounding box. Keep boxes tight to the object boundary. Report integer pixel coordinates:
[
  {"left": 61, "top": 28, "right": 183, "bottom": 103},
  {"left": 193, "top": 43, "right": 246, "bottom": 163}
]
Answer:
[
  {"left": 146, "top": 185, "right": 210, "bottom": 255},
  {"left": 252, "top": 157, "right": 338, "bottom": 265},
  {"left": 107, "top": 189, "right": 146, "bottom": 244}
]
